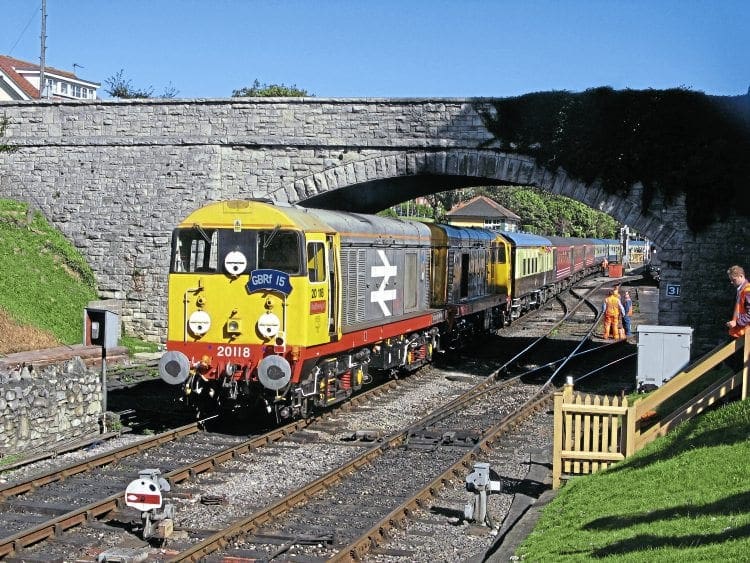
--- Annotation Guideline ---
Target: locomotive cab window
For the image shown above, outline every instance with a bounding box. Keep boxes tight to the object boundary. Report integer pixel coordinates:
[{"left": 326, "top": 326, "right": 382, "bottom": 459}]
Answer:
[
  {"left": 307, "top": 242, "right": 326, "bottom": 282},
  {"left": 258, "top": 229, "right": 301, "bottom": 274},
  {"left": 171, "top": 226, "right": 218, "bottom": 273}
]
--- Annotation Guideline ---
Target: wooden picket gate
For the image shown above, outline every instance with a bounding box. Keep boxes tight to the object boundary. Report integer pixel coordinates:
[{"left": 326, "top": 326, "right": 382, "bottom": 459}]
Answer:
[{"left": 552, "top": 386, "right": 628, "bottom": 488}]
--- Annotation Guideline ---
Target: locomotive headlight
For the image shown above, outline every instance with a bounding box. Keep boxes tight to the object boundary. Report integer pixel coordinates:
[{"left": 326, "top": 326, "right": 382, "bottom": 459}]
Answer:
[
  {"left": 187, "top": 310, "right": 211, "bottom": 336},
  {"left": 226, "top": 319, "right": 242, "bottom": 334},
  {"left": 224, "top": 250, "right": 247, "bottom": 277},
  {"left": 257, "top": 312, "right": 281, "bottom": 339}
]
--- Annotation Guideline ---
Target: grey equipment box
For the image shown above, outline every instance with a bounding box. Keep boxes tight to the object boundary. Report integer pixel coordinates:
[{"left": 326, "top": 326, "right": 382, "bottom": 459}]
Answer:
[
  {"left": 636, "top": 325, "right": 693, "bottom": 390},
  {"left": 83, "top": 308, "right": 121, "bottom": 349}
]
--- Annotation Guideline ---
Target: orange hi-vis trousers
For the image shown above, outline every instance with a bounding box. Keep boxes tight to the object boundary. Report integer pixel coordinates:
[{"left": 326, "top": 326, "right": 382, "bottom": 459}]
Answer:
[{"left": 603, "top": 315, "right": 622, "bottom": 339}]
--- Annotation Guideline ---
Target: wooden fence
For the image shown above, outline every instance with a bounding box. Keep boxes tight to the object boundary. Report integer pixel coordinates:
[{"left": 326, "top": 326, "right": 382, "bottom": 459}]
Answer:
[{"left": 552, "top": 331, "right": 749, "bottom": 489}]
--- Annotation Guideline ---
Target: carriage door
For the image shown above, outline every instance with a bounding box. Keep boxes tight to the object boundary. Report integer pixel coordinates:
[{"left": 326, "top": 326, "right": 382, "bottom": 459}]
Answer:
[{"left": 326, "top": 235, "right": 339, "bottom": 337}]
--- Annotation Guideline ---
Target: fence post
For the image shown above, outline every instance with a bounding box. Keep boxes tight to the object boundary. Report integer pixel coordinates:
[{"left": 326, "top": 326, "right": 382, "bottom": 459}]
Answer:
[
  {"left": 552, "top": 380, "right": 575, "bottom": 490},
  {"left": 552, "top": 390, "right": 563, "bottom": 490},
  {"left": 623, "top": 404, "right": 637, "bottom": 457},
  {"left": 743, "top": 331, "right": 749, "bottom": 400}
]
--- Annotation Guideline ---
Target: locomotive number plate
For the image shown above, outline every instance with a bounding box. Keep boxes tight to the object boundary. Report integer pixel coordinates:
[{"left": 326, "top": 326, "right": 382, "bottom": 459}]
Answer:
[{"left": 217, "top": 345, "right": 252, "bottom": 358}]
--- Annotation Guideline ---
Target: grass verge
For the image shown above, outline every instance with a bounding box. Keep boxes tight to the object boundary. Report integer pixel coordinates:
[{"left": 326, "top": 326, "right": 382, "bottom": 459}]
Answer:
[{"left": 517, "top": 398, "right": 750, "bottom": 561}]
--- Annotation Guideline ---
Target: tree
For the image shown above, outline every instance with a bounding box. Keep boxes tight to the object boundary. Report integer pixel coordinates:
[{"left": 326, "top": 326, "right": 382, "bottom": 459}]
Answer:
[
  {"left": 478, "top": 185, "right": 618, "bottom": 238},
  {"left": 425, "top": 188, "right": 471, "bottom": 223},
  {"left": 232, "top": 79, "right": 310, "bottom": 97},
  {"left": 104, "top": 69, "right": 179, "bottom": 99}
]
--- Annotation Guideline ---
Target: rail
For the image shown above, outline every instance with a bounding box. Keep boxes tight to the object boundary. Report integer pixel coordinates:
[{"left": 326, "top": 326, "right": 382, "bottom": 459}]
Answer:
[{"left": 553, "top": 331, "right": 749, "bottom": 488}]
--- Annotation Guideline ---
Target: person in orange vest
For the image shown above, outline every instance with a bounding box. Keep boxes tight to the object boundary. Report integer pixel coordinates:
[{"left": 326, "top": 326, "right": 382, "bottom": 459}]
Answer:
[
  {"left": 601, "top": 257, "right": 609, "bottom": 275},
  {"left": 726, "top": 265, "right": 750, "bottom": 338},
  {"left": 601, "top": 288, "right": 625, "bottom": 339}
]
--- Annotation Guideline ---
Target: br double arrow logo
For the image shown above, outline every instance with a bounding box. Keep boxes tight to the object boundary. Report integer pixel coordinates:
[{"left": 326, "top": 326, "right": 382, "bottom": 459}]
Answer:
[{"left": 371, "top": 249, "right": 397, "bottom": 316}]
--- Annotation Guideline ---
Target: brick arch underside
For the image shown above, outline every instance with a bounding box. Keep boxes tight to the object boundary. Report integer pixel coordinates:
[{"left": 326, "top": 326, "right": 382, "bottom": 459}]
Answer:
[{"left": 270, "top": 149, "right": 679, "bottom": 252}]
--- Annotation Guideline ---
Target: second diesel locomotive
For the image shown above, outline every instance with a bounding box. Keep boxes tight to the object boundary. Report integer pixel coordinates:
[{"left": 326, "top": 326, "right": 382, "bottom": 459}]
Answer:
[{"left": 158, "top": 199, "right": 620, "bottom": 420}]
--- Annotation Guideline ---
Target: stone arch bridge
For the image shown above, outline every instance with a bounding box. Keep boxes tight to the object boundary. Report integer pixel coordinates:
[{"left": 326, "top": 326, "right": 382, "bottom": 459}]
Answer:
[{"left": 0, "top": 98, "right": 745, "bottom": 351}]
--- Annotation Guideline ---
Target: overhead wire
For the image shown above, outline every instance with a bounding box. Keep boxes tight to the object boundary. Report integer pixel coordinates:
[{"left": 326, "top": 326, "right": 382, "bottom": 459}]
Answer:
[{"left": 8, "top": 2, "right": 42, "bottom": 56}]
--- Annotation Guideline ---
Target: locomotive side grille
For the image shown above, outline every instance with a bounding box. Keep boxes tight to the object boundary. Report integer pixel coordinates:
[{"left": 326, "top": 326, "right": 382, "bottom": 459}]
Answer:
[
  {"left": 343, "top": 248, "right": 366, "bottom": 325},
  {"left": 423, "top": 251, "right": 431, "bottom": 309}
]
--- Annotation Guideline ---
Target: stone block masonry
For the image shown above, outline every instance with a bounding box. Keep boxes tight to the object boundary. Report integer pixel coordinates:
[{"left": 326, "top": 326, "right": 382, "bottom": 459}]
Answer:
[
  {"left": 0, "top": 358, "right": 102, "bottom": 455},
  {"left": 0, "top": 97, "right": 746, "bottom": 355}
]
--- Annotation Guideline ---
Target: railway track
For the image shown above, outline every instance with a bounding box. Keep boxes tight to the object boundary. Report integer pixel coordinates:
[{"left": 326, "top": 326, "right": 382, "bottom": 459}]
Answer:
[
  {"left": 0, "top": 367, "right": 470, "bottom": 560},
  {"left": 0, "top": 276, "right": 639, "bottom": 560},
  {"left": 164, "top": 281, "right": 631, "bottom": 561}
]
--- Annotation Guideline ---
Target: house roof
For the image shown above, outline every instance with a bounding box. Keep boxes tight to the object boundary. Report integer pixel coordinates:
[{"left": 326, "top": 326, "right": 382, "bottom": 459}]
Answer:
[
  {"left": 0, "top": 55, "right": 40, "bottom": 98},
  {"left": 0, "top": 54, "right": 98, "bottom": 100},
  {"left": 446, "top": 195, "right": 521, "bottom": 220}
]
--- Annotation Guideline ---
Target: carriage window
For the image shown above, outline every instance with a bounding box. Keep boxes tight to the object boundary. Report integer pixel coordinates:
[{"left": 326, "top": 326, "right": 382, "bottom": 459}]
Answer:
[
  {"left": 171, "top": 227, "right": 218, "bottom": 273},
  {"left": 258, "top": 230, "right": 301, "bottom": 274},
  {"left": 497, "top": 246, "right": 506, "bottom": 264},
  {"left": 307, "top": 242, "right": 326, "bottom": 282}
]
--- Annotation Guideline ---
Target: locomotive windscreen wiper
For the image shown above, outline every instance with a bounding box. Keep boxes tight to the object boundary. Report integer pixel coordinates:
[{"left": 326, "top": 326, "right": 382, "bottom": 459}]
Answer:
[
  {"left": 192, "top": 223, "right": 211, "bottom": 243},
  {"left": 262, "top": 224, "right": 281, "bottom": 249}
]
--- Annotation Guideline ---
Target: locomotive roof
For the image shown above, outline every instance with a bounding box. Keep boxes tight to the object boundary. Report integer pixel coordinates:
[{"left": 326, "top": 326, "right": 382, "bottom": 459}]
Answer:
[
  {"left": 304, "top": 207, "right": 433, "bottom": 243},
  {"left": 598, "top": 238, "right": 621, "bottom": 245},
  {"left": 496, "top": 231, "right": 553, "bottom": 247},
  {"left": 179, "top": 200, "right": 333, "bottom": 231},
  {"left": 438, "top": 224, "right": 496, "bottom": 242}
]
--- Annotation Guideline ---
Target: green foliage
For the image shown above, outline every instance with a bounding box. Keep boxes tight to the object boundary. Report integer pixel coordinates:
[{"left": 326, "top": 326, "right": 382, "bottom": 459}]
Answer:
[
  {"left": 394, "top": 187, "right": 617, "bottom": 236},
  {"left": 0, "top": 454, "right": 22, "bottom": 469},
  {"left": 377, "top": 208, "right": 398, "bottom": 218},
  {"left": 232, "top": 79, "right": 311, "bottom": 97},
  {"left": 519, "top": 399, "right": 750, "bottom": 561},
  {"left": 104, "top": 69, "right": 179, "bottom": 99},
  {"left": 476, "top": 88, "right": 750, "bottom": 232},
  {"left": 425, "top": 188, "right": 472, "bottom": 223},
  {"left": 0, "top": 199, "right": 97, "bottom": 344},
  {"left": 119, "top": 334, "right": 159, "bottom": 354},
  {"left": 479, "top": 186, "right": 619, "bottom": 237}
]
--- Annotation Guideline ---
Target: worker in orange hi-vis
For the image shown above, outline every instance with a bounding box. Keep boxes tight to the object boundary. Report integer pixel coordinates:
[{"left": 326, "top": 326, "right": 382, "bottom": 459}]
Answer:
[
  {"left": 601, "top": 288, "right": 625, "bottom": 339},
  {"left": 727, "top": 265, "right": 750, "bottom": 339}
]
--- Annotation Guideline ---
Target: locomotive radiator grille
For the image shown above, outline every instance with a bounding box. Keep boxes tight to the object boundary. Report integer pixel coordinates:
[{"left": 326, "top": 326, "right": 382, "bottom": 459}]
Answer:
[{"left": 343, "top": 248, "right": 367, "bottom": 325}]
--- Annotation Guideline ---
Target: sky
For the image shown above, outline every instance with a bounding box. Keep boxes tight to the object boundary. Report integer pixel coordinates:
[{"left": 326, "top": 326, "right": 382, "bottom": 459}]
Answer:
[{"left": 1, "top": 0, "right": 748, "bottom": 100}]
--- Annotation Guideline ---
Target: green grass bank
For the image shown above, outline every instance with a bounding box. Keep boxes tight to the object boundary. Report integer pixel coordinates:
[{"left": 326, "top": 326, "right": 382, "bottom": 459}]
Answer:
[
  {"left": 517, "top": 398, "right": 750, "bottom": 561},
  {"left": 0, "top": 199, "right": 98, "bottom": 352}
]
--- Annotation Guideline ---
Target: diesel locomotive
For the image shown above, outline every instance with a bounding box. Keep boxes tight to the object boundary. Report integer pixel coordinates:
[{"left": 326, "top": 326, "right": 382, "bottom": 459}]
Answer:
[{"left": 158, "top": 199, "right": 620, "bottom": 420}]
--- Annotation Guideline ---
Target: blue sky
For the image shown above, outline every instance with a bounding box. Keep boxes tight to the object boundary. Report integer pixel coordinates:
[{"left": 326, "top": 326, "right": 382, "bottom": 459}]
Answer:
[{"left": 2, "top": 0, "right": 748, "bottom": 99}]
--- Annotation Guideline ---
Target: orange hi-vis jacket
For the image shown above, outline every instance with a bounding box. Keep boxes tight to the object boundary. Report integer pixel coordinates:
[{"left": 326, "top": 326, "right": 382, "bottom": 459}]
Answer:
[
  {"left": 729, "top": 281, "right": 750, "bottom": 338},
  {"left": 604, "top": 294, "right": 622, "bottom": 317}
]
